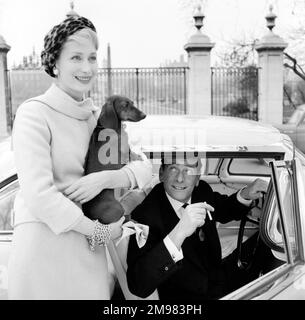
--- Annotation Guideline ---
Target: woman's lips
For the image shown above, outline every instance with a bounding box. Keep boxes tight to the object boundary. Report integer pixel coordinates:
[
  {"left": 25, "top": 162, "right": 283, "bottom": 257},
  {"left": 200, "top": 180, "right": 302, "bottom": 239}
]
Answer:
[{"left": 75, "top": 76, "right": 91, "bottom": 84}]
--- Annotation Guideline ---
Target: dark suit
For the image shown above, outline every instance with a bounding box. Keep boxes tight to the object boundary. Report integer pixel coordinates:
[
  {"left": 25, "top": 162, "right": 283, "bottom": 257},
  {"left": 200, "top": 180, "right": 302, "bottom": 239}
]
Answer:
[{"left": 126, "top": 180, "right": 250, "bottom": 300}]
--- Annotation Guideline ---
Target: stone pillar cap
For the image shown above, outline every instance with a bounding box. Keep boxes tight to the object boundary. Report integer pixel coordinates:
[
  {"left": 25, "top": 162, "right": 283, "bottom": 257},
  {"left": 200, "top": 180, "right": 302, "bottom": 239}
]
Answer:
[
  {"left": 0, "top": 35, "right": 11, "bottom": 52},
  {"left": 256, "top": 5, "right": 287, "bottom": 52},
  {"left": 184, "top": 32, "right": 215, "bottom": 51},
  {"left": 66, "top": 1, "right": 79, "bottom": 18},
  {"left": 255, "top": 31, "right": 287, "bottom": 51},
  {"left": 184, "top": 4, "right": 214, "bottom": 52}
]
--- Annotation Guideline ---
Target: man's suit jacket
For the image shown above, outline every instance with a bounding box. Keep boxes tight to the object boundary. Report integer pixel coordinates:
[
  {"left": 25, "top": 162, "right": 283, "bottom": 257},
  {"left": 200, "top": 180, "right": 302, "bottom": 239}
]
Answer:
[{"left": 126, "top": 180, "right": 249, "bottom": 300}]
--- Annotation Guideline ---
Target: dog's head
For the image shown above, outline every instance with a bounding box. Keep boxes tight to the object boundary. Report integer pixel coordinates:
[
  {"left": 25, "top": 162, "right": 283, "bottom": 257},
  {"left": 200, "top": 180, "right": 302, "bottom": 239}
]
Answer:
[
  {"left": 111, "top": 95, "right": 146, "bottom": 122},
  {"left": 100, "top": 95, "right": 146, "bottom": 130}
]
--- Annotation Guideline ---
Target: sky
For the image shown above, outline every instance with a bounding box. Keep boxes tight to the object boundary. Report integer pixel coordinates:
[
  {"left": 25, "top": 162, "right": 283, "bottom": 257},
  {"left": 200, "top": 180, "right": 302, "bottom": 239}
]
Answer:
[{"left": 0, "top": 0, "right": 301, "bottom": 68}]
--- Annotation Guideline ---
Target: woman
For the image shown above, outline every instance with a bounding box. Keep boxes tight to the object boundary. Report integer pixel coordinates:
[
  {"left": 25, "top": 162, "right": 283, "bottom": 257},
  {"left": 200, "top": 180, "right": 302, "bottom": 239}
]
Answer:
[{"left": 8, "top": 16, "right": 152, "bottom": 300}]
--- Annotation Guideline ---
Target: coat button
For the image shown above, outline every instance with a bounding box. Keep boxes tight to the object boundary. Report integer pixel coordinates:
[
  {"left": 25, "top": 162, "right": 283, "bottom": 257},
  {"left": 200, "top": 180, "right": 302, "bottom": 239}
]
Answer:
[{"left": 165, "top": 266, "right": 169, "bottom": 271}]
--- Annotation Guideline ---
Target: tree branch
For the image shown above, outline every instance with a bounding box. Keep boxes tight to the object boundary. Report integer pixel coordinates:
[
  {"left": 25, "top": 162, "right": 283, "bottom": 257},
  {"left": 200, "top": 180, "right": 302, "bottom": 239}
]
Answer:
[{"left": 284, "top": 52, "right": 305, "bottom": 80}]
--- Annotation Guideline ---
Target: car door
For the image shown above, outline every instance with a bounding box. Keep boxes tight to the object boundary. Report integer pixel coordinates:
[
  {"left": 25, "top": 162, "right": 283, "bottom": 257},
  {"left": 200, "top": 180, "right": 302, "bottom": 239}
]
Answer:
[
  {"left": 222, "top": 157, "right": 305, "bottom": 300},
  {"left": 271, "top": 155, "right": 305, "bottom": 299},
  {"left": 0, "top": 175, "right": 19, "bottom": 300}
]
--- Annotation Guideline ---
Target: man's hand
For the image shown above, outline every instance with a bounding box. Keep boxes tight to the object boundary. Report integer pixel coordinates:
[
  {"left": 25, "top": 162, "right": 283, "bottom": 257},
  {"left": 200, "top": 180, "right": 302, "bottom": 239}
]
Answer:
[
  {"left": 168, "top": 202, "right": 214, "bottom": 250},
  {"left": 179, "top": 203, "right": 214, "bottom": 237},
  {"left": 240, "top": 178, "right": 268, "bottom": 201}
]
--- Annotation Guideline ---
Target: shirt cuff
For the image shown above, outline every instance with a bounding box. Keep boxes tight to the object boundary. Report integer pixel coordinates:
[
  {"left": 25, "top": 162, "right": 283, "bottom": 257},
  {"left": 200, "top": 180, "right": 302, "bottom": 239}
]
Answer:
[
  {"left": 163, "top": 235, "right": 183, "bottom": 263},
  {"left": 237, "top": 188, "right": 253, "bottom": 206}
]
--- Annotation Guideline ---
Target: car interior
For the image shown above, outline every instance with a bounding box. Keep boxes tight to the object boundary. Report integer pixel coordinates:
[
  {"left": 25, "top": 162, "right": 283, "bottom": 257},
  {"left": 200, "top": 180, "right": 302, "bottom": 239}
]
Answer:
[
  {"left": 109, "top": 153, "right": 291, "bottom": 300},
  {"left": 0, "top": 152, "right": 300, "bottom": 300}
]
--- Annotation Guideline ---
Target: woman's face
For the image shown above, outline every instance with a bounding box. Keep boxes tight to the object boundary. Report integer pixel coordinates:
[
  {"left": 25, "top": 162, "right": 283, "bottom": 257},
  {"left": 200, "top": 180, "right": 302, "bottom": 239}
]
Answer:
[{"left": 55, "top": 36, "right": 97, "bottom": 101}]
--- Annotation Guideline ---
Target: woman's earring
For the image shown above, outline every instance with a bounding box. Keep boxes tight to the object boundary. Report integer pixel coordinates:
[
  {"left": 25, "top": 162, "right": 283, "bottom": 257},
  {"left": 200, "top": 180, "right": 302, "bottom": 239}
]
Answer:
[{"left": 53, "top": 68, "right": 59, "bottom": 76}]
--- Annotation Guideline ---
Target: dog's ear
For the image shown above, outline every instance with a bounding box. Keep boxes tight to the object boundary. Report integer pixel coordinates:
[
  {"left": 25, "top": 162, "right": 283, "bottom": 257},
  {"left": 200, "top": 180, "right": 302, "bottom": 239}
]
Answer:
[
  {"left": 113, "top": 96, "right": 130, "bottom": 121},
  {"left": 99, "top": 96, "right": 120, "bottom": 130}
]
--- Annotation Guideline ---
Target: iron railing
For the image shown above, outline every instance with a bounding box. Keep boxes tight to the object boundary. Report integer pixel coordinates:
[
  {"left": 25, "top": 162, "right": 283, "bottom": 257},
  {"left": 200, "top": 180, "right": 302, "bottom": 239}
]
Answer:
[
  {"left": 6, "top": 70, "right": 13, "bottom": 132},
  {"left": 211, "top": 67, "right": 259, "bottom": 120},
  {"left": 90, "top": 67, "right": 188, "bottom": 115},
  {"left": 8, "top": 69, "right": 52, "bottom": 120}
]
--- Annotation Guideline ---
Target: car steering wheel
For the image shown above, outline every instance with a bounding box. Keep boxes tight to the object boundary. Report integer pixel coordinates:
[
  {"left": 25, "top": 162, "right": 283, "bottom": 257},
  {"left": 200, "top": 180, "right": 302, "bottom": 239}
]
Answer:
[{"left": 236, "top": 192, "right": 266, "bottom": 270}]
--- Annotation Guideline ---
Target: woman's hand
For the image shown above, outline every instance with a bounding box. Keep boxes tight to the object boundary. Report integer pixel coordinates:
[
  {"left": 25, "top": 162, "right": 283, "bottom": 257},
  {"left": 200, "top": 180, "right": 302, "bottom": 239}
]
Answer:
[
  {"left": 109, "top": 216, "right": 125, "bottom": 240},
  {"left": 64, "top": 172, "right": 110, "bottom": 204}
]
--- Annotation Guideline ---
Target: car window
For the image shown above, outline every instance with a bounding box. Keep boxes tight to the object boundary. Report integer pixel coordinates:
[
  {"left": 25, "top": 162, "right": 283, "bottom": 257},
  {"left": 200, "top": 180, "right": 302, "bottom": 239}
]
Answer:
[
  {"left": 228, "top": 158, "right": 272, "bottom": 176},
  {"left": 0, "top": 180, "right": 19, "bottom": 232}
]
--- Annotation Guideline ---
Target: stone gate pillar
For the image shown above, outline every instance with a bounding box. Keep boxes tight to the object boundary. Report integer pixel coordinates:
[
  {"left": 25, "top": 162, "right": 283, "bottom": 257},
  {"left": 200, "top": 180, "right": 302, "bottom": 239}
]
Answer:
[
  {"left": 255, "top": 5, "right": 287, "bottom": 125},
  {"left": 184, "top": 6, "right": 214, "bottom": 116},
  {"left": 0, "top": 35, "right": 11, "bottom": 138}
]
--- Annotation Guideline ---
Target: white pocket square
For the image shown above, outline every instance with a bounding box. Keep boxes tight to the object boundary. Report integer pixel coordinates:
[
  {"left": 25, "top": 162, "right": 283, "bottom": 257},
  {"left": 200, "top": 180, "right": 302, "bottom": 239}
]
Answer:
[{"left": 115, "top": 220, "right": 149, "bottom": 248}]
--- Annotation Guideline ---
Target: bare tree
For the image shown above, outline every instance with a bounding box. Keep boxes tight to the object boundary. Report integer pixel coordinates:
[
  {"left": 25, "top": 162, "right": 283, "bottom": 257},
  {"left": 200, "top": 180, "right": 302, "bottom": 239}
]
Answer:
[
  {"left": 284, "top": 52, "right": 305, "bottom": 82},
  {"left": 215, "top": 37, "right": 258, "bottom": 68}
]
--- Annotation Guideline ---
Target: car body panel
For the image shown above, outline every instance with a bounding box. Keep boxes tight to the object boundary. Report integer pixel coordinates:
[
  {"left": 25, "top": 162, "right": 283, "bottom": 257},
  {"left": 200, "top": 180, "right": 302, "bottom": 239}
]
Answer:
[
  {"left": 272, "top": 268, "right": 305, "bottom": 299},
  {"left": 0, "top": 237, "right": 11, "bottom": 300}
]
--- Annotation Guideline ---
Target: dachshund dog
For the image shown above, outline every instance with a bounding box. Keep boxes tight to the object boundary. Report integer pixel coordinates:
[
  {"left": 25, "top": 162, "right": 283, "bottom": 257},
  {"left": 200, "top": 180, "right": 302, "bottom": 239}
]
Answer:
[{"left": 83, "top": 95, "right": 146, "bottom": 224}]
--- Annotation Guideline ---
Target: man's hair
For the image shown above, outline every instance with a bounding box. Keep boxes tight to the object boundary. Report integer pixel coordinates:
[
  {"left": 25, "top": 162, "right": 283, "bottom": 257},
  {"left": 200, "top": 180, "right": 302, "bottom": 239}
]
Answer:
[{"left": 160, "top": 152, "right": 200, "bottom": 170}]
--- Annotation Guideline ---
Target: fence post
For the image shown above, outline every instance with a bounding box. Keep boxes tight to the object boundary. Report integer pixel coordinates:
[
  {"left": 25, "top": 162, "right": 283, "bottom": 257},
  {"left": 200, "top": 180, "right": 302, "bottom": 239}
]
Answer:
[
  {"left": 107, "top": 43, "right": 112, "bottom": 97},
  {"left": 0, "top": 35, "right": 11, "bottom": 138},
  {"left": 255, "top": 5, "right": 287, "bottom": 125},
  {"left": 136, "top": 68, "right": 139, "bottom": 106},
  {"left": 184, "top": 6, "right": 214, "bottom": 116}
]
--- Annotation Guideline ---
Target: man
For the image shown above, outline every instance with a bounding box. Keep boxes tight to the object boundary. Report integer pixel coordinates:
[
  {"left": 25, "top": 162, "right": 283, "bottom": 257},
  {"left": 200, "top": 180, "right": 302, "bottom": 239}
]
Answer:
[{"left": 126, "top": 154, "right": 268, "bottom": 300}]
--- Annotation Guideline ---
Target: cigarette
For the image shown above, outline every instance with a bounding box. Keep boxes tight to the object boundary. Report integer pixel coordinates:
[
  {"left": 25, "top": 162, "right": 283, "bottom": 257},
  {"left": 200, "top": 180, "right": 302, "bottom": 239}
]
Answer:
[{"left": 207, "top": 210, "right": 213, "bottom": 221}]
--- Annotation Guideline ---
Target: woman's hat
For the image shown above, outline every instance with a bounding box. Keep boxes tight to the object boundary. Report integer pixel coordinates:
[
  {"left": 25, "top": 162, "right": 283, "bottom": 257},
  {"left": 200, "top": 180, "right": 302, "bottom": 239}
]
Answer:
[{"left": 41, "top": 16, "right": 96, "bottom": 78}]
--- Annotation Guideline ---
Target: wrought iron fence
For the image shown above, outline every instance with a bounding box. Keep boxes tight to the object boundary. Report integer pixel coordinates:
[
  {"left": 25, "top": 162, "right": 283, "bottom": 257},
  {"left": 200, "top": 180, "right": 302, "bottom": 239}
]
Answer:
[
  {"left": 6, "top": 71, "right": 13, "bottom": 131},
  {"left": 90, "top": 67, "right": 188, "bottom": 115},
  {"left": 211, "top": 67, "right": 259, "bottom": 120},
  {"left": 9, "top": 69, "right": 52, "bottom": 119}
]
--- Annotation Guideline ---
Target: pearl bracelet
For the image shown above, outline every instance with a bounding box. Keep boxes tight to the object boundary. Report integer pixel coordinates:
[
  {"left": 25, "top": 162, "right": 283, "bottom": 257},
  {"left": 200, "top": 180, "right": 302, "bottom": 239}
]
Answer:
[{"left": 86, "top": 220, "right": 111, "bottom": 251}]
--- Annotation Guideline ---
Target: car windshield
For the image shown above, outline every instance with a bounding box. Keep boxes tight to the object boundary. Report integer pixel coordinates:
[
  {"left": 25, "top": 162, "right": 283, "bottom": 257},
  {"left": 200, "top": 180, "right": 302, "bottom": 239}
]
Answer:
[{"left": 287, "top": 109, "right": 304, "bottom": 125}]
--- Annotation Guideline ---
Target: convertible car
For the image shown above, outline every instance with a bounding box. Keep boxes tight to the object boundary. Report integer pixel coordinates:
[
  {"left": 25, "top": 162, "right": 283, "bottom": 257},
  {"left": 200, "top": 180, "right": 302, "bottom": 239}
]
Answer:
[{"left": 0, "top": 115, "right": 305, "bottom": 300}]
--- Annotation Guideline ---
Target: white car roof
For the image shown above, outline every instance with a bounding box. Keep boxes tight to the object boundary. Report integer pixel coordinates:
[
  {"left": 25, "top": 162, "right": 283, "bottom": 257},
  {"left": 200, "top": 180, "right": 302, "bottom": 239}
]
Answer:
[{"left": 126, "top": 115, "right": 289, "bottom": 157}]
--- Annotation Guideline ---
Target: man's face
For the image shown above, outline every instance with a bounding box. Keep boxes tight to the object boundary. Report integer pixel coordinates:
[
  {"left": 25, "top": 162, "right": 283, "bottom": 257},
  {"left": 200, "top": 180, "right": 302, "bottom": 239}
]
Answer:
[{"left": 159, "top": 158, "right": 201, "bottom": 203}]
